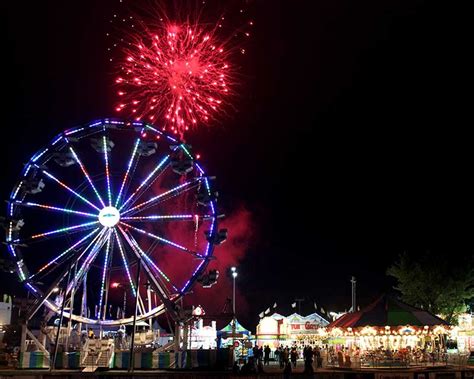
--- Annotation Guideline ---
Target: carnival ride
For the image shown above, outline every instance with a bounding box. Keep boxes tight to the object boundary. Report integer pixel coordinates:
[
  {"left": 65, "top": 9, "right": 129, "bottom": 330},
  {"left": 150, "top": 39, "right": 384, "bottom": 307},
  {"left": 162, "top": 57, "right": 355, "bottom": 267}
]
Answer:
[{"left": 4, "top": 119, "right": 226, "bottom": 352}]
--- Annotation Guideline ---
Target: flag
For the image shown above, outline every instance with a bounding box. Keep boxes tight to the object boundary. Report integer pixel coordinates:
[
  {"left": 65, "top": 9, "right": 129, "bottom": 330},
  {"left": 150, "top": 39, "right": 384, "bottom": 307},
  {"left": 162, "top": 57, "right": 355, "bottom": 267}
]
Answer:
[
  {"left": 314, "top": 302, "right": 317, "bottom": 309},
  {"left": 321, "top": 307, "right": 325, "bottom": 314},
  {"left": 291, "top": 302, "right": 296, "bottom": 308},
  {"left": 264, "top": 307, "right": 270, "bottom": 315},
  {"left": 273, "top": 302, "right": 277, "bottom": 308},
  {"left": 357, "top": 306, "right": 360, "bottom": 311},
  {"left": 259, "top": 312, "right": 264, "bottom": 318}
]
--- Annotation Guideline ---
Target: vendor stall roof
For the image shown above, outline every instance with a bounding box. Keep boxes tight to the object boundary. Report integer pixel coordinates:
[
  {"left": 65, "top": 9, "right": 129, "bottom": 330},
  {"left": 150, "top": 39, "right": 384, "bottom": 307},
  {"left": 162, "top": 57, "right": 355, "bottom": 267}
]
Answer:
[
  {"left": 328, "top": 294, "right": 449, "bottom": 328},
  {"left": 218, "top": 319, "right": 251, "bottom": 336}
]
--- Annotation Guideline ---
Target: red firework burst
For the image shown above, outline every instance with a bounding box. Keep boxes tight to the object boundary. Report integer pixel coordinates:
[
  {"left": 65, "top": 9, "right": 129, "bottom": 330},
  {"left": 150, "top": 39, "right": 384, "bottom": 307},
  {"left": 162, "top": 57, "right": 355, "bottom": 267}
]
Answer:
[{"left": 115, "top": 20, "right": 234, "bottom": 135}]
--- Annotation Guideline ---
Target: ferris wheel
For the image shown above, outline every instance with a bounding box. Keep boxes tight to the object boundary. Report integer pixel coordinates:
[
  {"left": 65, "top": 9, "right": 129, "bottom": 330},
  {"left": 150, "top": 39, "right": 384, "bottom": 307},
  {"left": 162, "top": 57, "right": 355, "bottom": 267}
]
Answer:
[{"left": 5, "top": 118, "right": 224, "bottom": 326}]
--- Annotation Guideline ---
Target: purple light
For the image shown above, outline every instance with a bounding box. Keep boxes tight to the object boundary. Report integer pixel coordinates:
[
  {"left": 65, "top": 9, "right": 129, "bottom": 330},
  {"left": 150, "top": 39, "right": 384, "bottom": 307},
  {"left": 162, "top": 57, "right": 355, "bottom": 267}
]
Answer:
[
  {"left": 195, "top": 163, "right": 205, "bottom": 175},
  {"left": 20, "top": 201, "right": 97, "bottom": 218},
  {"left": 103, "top": 136, "right": 112, "bottom": 206},
  {"left": 29, "top": 220, "right": 98, "bottom": 241},
  {"left": 115, "top": 138, "right": 140, "bottom": 207},
  {"left": 51, "top": 135, "right": 63, "bottom": 146},
  {"left": 31, "top": 147, "right": 49, "bottom": 163},
  {"left": 11, "top": 183, "right": 22, "bottom": 200},
  {"left": 113, "top": 229, "right": 137, "bottom": 297},
  {"left": 65, "top": 127, "right": 86, "bottom": 136},
  {"left": 121, "top": 222, "right": 203, "bottom": 258},
  {"left": 119, "top": 154, "right": 170, "bottom": 211},
  {"left": 119, "top": 227, "right": 178, "bottom": 292},
  {"left": 7, "top": 244, "right": 16, "bottom": 258},
  {"left": 121, "top": 214, "right": 195, "bottom": 221},
  {"left": 30, "top": 228, "right": 99, "bottom": 279},
  {"left": 122, "top": 179, "right": 200, "bottom": 216},
  {"left": 26, "top": 283, "right": 38, "bottom": 294},
  {"left": 41, "top": 168, "right": 101, "bottom": 211},
  {"left": 98, "top": 232, "right": 112, "bottom": 319},
  {"left": 67, "top": 228, "right": 109, "bottom": 293},
  {"left": 69, "top": 146, "right": 106, "bottom": 208},
  {"left": 24, "top": 165, "right": 32, "bottom": 177}
]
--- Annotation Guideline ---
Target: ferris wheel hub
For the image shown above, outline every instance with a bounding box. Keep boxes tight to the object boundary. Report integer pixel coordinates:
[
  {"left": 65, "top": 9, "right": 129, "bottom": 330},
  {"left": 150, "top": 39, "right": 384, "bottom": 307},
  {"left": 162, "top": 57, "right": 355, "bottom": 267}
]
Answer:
[{"left": 98, "top": 206, "right": 120, "bottom": 227}]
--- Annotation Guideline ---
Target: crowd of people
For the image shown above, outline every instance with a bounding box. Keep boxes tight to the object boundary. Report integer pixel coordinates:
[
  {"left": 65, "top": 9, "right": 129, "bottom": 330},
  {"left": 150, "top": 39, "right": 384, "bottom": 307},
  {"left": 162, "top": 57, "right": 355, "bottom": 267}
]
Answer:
[
  {"left": 231, "top": 343, "right": 450, "bottom": 374},
  {"left": 232, "top": 344, "right": 324, "bottom": 374}
]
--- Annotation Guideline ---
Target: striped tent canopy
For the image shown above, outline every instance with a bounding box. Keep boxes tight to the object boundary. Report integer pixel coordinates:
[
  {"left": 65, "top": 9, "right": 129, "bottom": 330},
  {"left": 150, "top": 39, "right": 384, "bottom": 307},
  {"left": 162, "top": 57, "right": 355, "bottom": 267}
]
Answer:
[
  {"left": 328, "top": 294, "right": 449, "bottom": 329},
  {"left": 218, "top": 319, "right": 251, "bottom": 336}
]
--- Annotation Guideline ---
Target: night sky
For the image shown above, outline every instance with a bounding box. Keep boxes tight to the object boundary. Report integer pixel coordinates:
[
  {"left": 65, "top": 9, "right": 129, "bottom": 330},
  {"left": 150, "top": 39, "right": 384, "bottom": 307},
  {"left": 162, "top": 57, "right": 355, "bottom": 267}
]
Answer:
[{"left": 2, "top": 1, "right": 471, "bottom": 328}]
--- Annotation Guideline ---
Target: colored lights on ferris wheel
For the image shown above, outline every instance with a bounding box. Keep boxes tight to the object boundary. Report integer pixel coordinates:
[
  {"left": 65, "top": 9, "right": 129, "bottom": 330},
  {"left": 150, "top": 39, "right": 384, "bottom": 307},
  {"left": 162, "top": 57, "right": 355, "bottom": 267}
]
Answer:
[{"left": 6, "top": 119, "right": 220, "bottom": 326}]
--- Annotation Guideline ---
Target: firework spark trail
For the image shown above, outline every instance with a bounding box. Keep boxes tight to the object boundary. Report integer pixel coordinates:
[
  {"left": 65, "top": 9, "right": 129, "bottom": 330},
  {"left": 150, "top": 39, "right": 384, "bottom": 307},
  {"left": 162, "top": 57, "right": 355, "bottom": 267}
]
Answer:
[
  {"left": 115, "top": 21, "right": 232, "bottom": 136},
  {"left": 110, "top": 0, "right": 254, "bottom": 138}
]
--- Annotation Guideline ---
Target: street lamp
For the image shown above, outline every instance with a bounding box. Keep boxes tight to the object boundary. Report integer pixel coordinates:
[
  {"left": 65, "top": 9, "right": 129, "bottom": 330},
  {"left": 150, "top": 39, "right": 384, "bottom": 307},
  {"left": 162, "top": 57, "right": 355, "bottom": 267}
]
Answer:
[
  {"left": 230, "top": 267, "right": 238, "bottom": 353},
  {"left": 231, "top": 267, "right": 237, "bottom": 315}
]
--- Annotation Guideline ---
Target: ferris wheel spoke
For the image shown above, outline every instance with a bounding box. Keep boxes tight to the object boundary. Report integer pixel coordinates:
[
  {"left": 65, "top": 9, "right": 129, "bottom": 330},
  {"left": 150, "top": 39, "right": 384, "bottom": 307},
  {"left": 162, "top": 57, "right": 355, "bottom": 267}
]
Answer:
[
  {"left": 121, "top": 222, "right": 205, "bottom": 259},
  {"left": 69, "top": 146, "right": 106, "bottom": 208},
  {"left": 102, "top": 136, "right": 113, "bottom": 206},
  {"left": 29, "top": 228, "right": 100, "bottom": 279},
  {"left": 115, "top": 138, "right": 141, "bottom": 208},
  {"left": 113, "top": 229, "right": 137, "bottom": 297},
  {"left": 118, "top": 227, "right": 178, "bottom": 306},
  {"left": 121, "top": 178, "right": 203, "bottom": 216},
  {"left": 118, "top": 226, "right": 178, "bottom": 293},
  {"left": 125, "top": 184, "right": 201, "bottom": 217},
  {"left": 66, "top": 228, "right": 111, "bottom": 295},
  {"left": 118, "top": 154, "right": 171, "bottom": 212},
  {"left": 16, "top": 220, "right": 99, "bottom": 244},
  {"left": 97, "top": 232, "right": 113, "bottom": 319},
  {"left": 38, "top": 167, "right": 101, "bottom": 211},
  {"left": 26, "top": 228, "right": 107, "bottom": 321},
  {"left": 14, "top": 201, "right": 98, "bottom": 218},
  {"left": 121, "top": 214, "right": 213, "bottom": 223}
]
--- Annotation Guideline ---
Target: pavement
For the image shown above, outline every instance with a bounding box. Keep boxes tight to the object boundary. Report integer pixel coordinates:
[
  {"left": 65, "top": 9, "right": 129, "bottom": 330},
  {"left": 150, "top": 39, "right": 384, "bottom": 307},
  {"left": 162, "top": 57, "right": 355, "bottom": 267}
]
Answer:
[{"left": 0, "top": 359, "right": 472, "bottom": 377}]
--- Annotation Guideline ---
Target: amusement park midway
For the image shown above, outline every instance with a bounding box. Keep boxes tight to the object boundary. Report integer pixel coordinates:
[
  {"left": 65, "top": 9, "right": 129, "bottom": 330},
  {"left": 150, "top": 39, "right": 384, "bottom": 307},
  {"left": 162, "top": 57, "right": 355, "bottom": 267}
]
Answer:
[{"left": 1, "top": 0, "right": 473, "bottom": 377}]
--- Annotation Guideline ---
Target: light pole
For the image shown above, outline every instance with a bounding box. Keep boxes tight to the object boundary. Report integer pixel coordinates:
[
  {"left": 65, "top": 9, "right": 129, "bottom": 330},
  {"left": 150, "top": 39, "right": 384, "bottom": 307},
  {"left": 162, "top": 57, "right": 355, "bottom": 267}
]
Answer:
[
  {"left": 231, "top": 267, "right": 238, "bottom": 354},
  {"left": 231, "top": 267, "right": 237, "bottom": 314}
]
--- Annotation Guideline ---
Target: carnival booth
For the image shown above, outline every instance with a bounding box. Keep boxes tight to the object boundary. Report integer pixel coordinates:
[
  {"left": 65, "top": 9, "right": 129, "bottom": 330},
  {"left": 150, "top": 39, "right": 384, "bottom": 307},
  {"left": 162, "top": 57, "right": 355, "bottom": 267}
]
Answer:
[
  {"left": 324, "top": 294, "right": 450, "bottom": 366},
  {"left": 188, "top": 319, "right": 217, "bottom": 350},
  {"left": 256, "top": 312, "right": 329, "bottom": 348},
  {"left": 287, "top": 312, "right": 329, "bottom": 347},
  {"left": 218, "top": 319, "right": 252, "bottom": 358},
  {"left": 451, "top": 313, "right": 474, "bottom": 353},
  {"left": 256, "top": 314, "right": 288, "bottom": 348}
]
